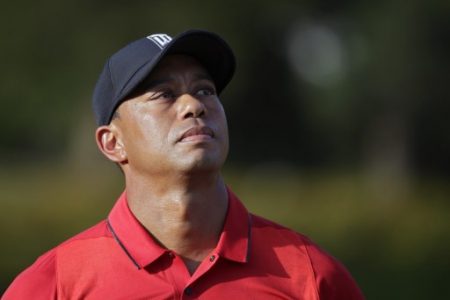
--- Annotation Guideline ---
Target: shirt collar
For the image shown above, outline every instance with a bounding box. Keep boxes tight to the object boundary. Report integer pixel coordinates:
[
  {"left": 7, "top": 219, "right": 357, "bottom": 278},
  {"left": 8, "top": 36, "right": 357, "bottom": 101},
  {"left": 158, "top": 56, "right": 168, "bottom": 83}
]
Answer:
[
  {"left": 108, "top": 191, "right": 166, "bottom": 269},
  {"left": 107, "top": 188, "right": 251, "bottom": 269},
  {"left": 215, "top": 188, "right": 251, "bottom": 263}
]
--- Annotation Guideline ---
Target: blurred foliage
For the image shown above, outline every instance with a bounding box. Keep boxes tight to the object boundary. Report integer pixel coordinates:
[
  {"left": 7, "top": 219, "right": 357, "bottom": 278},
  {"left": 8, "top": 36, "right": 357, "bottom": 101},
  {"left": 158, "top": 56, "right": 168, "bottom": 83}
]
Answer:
[
  {"left": 1, "top": 0, "right": 449, "bottom": 298},
  {"left": 0, "top": 0, "right": 449, "bottom": 175}
]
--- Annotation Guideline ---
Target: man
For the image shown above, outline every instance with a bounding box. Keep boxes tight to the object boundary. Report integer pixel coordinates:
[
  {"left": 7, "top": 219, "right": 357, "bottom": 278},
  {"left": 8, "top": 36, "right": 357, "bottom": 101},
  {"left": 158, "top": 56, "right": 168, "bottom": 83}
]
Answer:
[{"left": 3, "top": 29, "right": 364, "bottom": 299}]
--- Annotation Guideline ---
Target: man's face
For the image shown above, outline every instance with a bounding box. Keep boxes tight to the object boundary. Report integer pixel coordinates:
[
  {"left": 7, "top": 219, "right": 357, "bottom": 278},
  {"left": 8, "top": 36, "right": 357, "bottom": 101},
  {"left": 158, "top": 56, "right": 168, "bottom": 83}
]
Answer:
[{"left": 111, "top": 54, "right": 229, "bottom": 176}]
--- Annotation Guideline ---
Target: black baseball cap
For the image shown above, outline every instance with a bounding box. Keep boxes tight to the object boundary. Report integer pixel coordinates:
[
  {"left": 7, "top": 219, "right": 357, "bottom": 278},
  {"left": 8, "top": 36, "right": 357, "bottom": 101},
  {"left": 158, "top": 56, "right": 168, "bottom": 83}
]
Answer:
[{"left": 92, "top": 29, "right": 236, "bottom": 126}]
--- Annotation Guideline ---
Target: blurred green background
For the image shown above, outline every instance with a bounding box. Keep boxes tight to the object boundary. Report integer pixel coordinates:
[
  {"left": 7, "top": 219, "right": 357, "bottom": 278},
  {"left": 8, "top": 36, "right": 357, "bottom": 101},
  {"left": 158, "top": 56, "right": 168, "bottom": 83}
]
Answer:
[{"left": 1, "top": 0, "right": 449, "bottom": 298}]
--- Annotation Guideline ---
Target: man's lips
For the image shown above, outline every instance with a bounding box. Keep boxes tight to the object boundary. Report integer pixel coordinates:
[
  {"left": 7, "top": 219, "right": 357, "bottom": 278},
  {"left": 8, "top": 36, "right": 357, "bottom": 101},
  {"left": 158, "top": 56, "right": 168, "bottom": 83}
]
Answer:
[{"left": 178, "top": 126, "right": 215, "bottom": 143}]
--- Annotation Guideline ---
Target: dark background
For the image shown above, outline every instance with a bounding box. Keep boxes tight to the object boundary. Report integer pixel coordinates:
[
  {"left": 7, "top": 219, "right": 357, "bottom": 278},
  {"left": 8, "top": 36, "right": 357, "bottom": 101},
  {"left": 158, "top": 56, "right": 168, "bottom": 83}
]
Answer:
[{"left": 1, "top": 0, "right": 449, "bottom": 298}]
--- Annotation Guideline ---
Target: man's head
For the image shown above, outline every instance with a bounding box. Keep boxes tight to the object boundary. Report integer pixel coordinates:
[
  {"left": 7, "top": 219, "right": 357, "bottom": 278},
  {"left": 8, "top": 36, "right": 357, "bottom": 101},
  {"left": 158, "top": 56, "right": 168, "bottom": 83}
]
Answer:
[
  {"left": 92, "top": 30, "right": 235, "bottom": 126},
  {"left": 92, "top": 30, "right": 235, "bottom": 176}
]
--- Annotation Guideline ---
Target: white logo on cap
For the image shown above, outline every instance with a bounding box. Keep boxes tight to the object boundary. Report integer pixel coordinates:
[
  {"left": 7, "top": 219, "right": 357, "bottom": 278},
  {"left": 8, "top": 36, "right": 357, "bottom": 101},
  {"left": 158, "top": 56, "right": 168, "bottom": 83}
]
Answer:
[{"left": 147, "top": 34, "right": 172, "bottom": 49}]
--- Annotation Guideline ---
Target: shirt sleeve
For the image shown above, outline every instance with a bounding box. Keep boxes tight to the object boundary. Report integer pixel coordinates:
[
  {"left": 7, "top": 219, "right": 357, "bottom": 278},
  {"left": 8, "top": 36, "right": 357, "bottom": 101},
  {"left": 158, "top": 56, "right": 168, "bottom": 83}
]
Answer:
[
  {"left": 303, "top": 237, "right": 365, "bottom": 300},
  {"left": 2, "top": 250, "right": 57, "bottom": 300}
]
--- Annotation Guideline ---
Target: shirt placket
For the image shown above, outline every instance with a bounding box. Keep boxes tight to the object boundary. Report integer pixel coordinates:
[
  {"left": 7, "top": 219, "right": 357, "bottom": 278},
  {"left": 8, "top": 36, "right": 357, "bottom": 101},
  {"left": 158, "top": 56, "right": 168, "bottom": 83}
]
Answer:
[
  {"left": 165, "top": 251, "right": 220, "bottom": 299},
  {"left": 181, "top": 252, "right": 220, "bottom": 299}
]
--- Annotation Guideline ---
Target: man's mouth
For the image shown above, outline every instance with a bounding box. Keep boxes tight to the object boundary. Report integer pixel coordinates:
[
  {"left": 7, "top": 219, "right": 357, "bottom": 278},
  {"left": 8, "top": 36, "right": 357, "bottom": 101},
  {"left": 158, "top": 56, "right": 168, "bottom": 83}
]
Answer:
[{"left": 178, "top": 126, "right": 214, "bottom": 143}]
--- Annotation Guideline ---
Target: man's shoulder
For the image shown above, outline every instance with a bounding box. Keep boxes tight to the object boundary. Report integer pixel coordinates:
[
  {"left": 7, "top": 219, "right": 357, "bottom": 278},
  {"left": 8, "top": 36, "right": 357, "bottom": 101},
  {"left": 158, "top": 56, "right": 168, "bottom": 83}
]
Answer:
[
  {"left": 249, "top": 213, "right": 308, "bottom": 245},
  {"left": 59, "top": 219, "right": 111, "bottom": 247},
  {"left": 33, "top": 219, "right": 111, "bottom": 269},
  {"left": 250, "top": 213, "right": 347, "bottom": 268},
  {"left": 2, "top": 220, "right": 110, "bottom": 300},
  {"left": 249, "top": 213, "right": 365, "bottom": 299},
  {"left": 250, "top": 213, "right": 332, "bottom": 255},
  {"left": 249, "top": 213, "right": 334, "bottom": 267}
]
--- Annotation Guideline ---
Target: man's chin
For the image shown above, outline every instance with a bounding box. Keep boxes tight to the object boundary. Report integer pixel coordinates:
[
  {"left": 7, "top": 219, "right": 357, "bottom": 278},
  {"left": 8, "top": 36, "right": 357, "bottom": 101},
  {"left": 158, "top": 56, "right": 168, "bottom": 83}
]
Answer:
[{"left": 176, "top": 154, "right": 225, "bottom": 174}]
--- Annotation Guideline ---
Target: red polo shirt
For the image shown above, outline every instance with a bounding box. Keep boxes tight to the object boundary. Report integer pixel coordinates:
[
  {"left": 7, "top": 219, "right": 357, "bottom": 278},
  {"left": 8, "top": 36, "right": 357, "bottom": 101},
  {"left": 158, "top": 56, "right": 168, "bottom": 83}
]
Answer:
[{"left": 3, "top": 189, "right": 364, "bottom": 299}]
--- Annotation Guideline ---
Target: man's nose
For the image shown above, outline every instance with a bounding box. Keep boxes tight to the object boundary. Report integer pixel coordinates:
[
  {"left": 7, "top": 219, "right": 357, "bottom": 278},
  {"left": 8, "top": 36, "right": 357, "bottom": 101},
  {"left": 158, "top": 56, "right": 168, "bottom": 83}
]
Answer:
[{"left": 177, "top": 93, "right": 206, "bottom": 119}]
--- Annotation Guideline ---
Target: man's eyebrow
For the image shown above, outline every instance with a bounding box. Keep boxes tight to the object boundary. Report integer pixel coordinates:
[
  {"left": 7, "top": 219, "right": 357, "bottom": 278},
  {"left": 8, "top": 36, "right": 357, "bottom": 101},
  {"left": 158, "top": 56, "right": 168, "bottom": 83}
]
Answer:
[
  {"left": 138, "top": 78, "right": 172, "bottom": 91},
  {"left": 193, "top": 73, "right": 214, "bottom": 82},
  {"left": 136, "top": 73, "right": 214, "bottom": 94}
]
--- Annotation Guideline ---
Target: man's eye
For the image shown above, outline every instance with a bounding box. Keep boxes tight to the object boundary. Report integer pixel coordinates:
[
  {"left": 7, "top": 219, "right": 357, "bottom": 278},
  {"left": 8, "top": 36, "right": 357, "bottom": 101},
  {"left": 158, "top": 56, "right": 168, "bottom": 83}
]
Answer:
[
  {"left": 196, "top": 88, "right": 216, "bottom": 96},
  {"left": 149, "top": 91, "right": 174, "bottom": 100}
]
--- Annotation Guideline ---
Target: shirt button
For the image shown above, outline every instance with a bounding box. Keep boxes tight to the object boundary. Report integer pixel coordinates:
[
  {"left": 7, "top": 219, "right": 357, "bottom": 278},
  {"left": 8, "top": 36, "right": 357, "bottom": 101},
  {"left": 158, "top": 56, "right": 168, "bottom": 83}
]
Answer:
[
  {"left": 184, "top": 287, "right": 193, "bottom": 296},
  {"left": 167, "top": 252, "right": 174, "bottom": 258},
  {"left": 209, "top": 255, "right": 216, "bottom": 262}
]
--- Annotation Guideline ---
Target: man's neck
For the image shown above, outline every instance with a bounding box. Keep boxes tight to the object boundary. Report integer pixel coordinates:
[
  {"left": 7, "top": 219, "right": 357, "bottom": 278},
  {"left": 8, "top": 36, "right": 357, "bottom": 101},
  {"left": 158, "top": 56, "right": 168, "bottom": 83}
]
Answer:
[{"left": 124, "top": 171, "right": 228, "bottom": 274}]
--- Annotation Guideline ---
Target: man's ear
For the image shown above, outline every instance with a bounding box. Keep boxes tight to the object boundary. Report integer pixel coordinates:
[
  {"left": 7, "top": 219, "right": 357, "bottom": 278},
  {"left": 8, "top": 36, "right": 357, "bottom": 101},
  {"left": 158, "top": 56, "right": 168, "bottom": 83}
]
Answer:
[{"left": 95, "top": 124, "right": 127, "bottom": 163}]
